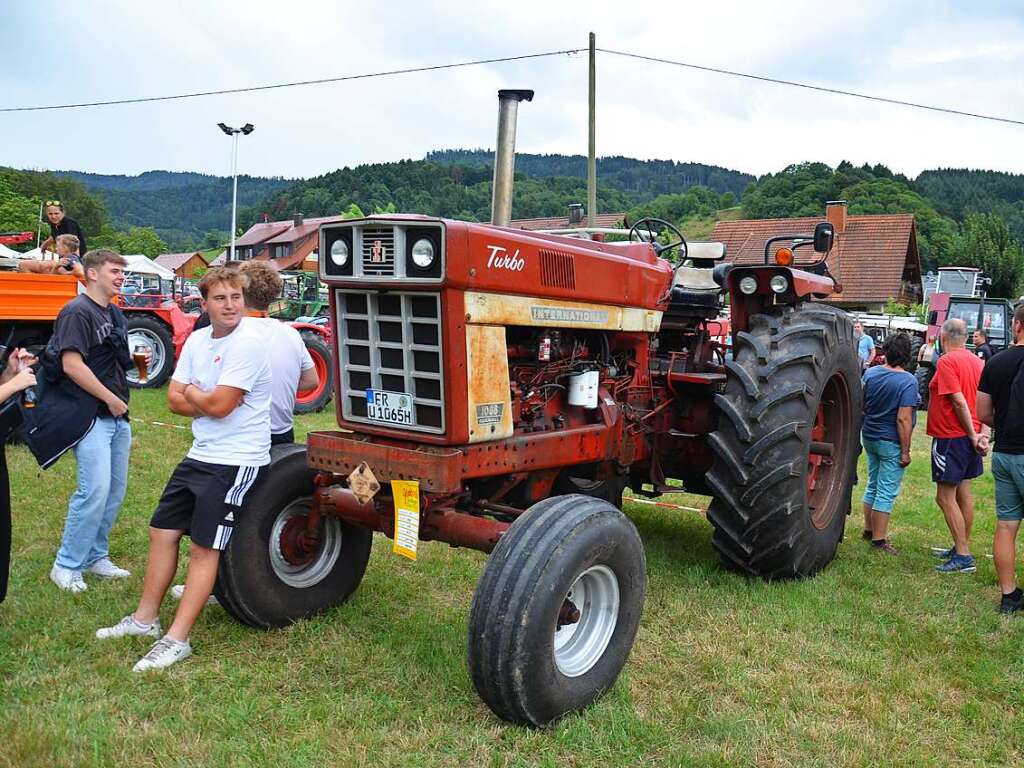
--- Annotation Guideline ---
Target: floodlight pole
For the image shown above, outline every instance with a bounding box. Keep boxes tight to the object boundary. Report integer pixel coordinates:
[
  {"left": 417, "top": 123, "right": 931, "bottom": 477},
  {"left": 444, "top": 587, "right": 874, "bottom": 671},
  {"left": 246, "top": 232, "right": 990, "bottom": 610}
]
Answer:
[{"left": 218, "top": 122, "right": 254, "bottom": 261}]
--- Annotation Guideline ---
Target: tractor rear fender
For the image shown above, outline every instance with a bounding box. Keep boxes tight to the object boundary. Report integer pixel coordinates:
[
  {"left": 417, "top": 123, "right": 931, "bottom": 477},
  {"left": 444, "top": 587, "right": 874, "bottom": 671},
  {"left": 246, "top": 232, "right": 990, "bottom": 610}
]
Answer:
[
  {"left": 290, "top": 321, "right": 329, "bottom": 338},
  {"left": 727, "top": 265, "right": 836, "bottom": 333}
]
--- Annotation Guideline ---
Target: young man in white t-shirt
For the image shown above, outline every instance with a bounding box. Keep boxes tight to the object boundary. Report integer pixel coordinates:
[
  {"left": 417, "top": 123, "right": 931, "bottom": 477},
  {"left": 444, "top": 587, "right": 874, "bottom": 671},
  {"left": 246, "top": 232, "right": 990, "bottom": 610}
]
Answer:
[
  {"left": 95, "top": 267, "right": 272, "bottom": 671},
  {"left": 239, "top": 260, "right": 319, "bottom": 444}
]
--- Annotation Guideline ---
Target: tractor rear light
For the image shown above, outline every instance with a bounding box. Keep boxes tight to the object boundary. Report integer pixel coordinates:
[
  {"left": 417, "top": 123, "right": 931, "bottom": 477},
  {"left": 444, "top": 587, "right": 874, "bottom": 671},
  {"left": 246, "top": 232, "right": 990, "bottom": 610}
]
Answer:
[
  {"left": 774, "top": 247, "right": 794, "bottom": 266},
  {"left": 769, "top": 275, "right": 789, "bottom": 294},
  {"left": 739, "top": 276, "right": 758, "bottom": 295}
]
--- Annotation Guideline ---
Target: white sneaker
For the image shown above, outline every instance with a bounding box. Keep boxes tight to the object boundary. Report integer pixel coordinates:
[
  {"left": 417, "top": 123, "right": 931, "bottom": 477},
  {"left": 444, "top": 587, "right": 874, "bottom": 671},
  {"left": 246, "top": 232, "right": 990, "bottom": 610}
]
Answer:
[
  {"left": 170, "top": 583, "right": 220, "bottom": 606},
  {"left": 96, "top": 614, "right": 162, "bottom": 640},
  {"left": 133, "top": 635, "right": 192, "bottom": 672},
  {"left": 85, "top": 557, "right": 131, "bottom": 579},
  {"left": 50, "top": 565, "right": 87, "bottom": 593}
]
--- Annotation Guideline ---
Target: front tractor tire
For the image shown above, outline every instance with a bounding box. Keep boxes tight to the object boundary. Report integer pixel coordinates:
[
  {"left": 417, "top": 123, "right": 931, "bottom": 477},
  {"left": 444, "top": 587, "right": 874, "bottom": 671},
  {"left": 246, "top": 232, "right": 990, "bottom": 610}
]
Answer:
[
  {"left": 216, "top": 444, "right": 373, "bottom": 628},
  {"left": 467, "top": 495, "right": 647, "bottom": 726},
  {"left": 706, "top": 302, "right": 862, "bottom": 579}
]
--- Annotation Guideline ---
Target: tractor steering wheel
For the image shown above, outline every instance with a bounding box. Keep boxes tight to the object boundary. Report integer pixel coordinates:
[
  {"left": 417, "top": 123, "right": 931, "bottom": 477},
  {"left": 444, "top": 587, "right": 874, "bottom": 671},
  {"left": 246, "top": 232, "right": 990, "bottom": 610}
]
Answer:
[{"left": 628, "top": 218, "right": 688, "bottom": 264}]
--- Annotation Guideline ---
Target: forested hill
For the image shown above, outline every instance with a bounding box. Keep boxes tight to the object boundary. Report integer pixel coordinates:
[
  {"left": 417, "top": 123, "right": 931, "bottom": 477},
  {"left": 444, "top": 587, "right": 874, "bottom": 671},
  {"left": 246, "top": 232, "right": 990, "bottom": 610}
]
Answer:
[
  {"left": 425, "top": 149, "right": 754, "bottom": 198},
  {"left": 53, "top": 170, "right": 291, "bottom": 247}
]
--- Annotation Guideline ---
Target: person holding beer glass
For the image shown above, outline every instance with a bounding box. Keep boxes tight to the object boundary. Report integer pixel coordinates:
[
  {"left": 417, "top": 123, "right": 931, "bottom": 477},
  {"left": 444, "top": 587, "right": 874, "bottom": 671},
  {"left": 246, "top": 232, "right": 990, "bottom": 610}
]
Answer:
[{"left": 1, "top": 348, "right": 38, "bottom": 604}]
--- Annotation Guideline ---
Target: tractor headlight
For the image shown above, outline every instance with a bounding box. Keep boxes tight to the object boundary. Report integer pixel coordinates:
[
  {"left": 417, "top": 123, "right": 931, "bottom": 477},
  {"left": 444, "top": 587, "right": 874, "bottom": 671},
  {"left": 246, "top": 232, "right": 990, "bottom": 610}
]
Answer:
[
  {"left": 330, "top": 238, "right": 349, "bottom": 267},
  {"left": 739, "top": 276, "right": 758, "bottom": 295},
  {"left": 411, "top": 238, "right": 435, "bottom": 268},
  {"left": 769, "top": 275, "right": 789, "bottom": 294}
]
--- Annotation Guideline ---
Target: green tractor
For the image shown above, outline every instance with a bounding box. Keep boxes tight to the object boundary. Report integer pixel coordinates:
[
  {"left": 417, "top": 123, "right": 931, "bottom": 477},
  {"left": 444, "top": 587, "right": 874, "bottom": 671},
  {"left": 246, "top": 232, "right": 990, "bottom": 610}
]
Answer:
[{"left": 269, "top": 271, "right": 329, "bottom": 322}]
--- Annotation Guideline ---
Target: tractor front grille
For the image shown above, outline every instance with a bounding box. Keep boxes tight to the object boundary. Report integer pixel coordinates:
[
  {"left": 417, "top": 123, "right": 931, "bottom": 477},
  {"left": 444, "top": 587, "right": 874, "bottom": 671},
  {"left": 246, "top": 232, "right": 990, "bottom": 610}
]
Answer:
[
  {"left": 359, "top": 226, "right": 396, "bottom": 277},
  {"left": 337, "top": 289, "right": 445, "bottom": 434}
]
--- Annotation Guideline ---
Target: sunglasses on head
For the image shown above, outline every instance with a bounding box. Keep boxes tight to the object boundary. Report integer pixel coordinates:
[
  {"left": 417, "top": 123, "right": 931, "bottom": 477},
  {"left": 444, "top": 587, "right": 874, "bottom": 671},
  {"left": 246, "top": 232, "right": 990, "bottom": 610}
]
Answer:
[{"left": 45, "top": 200, "right": 63, "bottom": 208}]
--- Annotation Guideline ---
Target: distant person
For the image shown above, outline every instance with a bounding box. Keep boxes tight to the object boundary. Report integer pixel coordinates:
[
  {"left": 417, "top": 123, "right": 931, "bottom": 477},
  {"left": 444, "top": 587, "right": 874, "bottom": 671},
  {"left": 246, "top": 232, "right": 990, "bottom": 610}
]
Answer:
[
  {"left": 854, "top": 322, "right": 875, "bottom": 370},
  {"left": 46, "top": 250, "right": 136, "bottom": 592},
  {"left": 860, "top": 333, "right": 919, "bottom": 554},
  {"left": 39, "top": 201, "right": 86, "bottom": 256},
  {"left": 17, "top": 233, "right": 84, "bottom": 279},
  {"left": 0, "top": 348, "right": 37, "bottom": 604},
  {"left": 977, "top": 305, "right": 1024, "bottom": 613},
  {"left": 973, "top": 328, "right": 994, "bottom": 363},
  {"left": 96, "top": 266, "right": 271, "bottom": 671},
  {"left": 928, "top": 318, "right": 988, "bottom": 574}
]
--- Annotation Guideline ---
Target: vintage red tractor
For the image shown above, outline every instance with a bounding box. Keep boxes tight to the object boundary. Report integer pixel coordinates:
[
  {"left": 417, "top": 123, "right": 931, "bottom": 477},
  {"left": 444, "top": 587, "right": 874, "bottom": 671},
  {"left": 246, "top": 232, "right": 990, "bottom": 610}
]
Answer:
[{"left": 214, "top": 212, "right": 862, "bottom": 726}]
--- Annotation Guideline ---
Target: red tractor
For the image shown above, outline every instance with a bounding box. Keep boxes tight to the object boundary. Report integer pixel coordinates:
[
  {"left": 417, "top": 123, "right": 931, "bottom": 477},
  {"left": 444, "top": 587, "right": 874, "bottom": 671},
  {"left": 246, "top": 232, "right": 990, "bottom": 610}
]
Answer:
[{"left": 214, "top": 213, "right": 862, "bottom": 725}]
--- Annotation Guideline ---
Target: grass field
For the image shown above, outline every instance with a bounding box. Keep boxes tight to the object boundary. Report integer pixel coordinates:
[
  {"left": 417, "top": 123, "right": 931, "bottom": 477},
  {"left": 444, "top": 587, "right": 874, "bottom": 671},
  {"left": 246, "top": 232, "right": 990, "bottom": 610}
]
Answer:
[{"left": 2, "top": 389, "right": 1023, "bottom": 767}]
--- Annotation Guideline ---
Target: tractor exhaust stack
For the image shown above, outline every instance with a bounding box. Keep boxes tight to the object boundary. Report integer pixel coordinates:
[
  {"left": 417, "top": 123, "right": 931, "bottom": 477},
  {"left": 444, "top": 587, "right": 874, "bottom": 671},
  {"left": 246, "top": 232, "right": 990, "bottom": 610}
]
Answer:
[{"left": 490, "top": 89, "right": 534, "bottom": 227}]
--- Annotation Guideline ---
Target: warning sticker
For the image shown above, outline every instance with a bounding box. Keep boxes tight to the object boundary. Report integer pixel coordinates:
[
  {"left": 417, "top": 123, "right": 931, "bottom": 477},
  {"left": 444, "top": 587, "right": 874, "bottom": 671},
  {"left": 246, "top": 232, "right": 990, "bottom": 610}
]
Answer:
[{"left": 390, "top": 479, "right": 420, "bottom": 561}]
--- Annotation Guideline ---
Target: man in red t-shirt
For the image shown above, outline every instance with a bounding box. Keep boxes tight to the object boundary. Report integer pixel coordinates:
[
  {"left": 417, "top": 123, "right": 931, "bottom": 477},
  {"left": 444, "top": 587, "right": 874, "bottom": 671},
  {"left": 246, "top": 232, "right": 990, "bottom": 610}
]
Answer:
[{"left": 927, "top": 318, "right": 990, "bottom": 573}]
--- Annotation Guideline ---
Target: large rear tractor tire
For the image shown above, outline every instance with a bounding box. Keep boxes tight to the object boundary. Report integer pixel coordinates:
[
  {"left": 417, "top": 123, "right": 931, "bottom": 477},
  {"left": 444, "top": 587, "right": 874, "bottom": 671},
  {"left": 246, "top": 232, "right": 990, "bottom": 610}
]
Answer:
[
  {"left": 706, "top": 302, "right": 862, "bottom": 579},
  {"left": 915, "top": 365, "right": 932, "bottom": 411},
  {"left": 217, "top": 444, "right": 372, "bottom": 628},
  {"left": 467, "top": 495, "right": 646, "bottom": 726},
  {"left": 125, "top": 314, "right": 174, "bottom": 388},
  {"left": 294, "top": 330, "right": 333, "bottom": 414}
]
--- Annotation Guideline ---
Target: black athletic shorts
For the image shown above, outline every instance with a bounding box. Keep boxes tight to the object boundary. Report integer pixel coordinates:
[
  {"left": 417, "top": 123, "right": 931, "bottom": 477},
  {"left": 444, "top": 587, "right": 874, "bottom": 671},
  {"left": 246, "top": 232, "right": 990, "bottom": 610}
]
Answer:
[
  {"left": 150, "top": 458, "right": 268, "bottom": 550},
  {"left": 931, "top": 436, "right": 984, "bottom": 484}
]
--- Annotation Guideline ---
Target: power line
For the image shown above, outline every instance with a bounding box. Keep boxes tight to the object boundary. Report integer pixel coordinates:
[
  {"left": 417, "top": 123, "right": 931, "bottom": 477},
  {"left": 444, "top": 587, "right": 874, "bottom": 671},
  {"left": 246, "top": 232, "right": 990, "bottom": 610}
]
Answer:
[
  {"left": 597, "top": 48, "right": 1024, "bottom": 127},
  {"left": 0, "top": 49, "right": 585, "bottom": 113},
  {"left": 3, "top": 45, "right": 1020, "bottom": 129}
]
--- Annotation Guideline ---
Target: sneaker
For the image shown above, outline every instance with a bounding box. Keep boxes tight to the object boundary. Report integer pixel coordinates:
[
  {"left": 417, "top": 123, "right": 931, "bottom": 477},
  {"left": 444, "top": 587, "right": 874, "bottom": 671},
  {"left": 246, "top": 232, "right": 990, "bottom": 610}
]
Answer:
[
  {"left": 1000, "top": 590, "right": 1024, "bottom": 615},
  {"left": 170, "top": 583, "right": 220, "bottom": 606},
  {"left": 935, "top": 554, "right": 977, "bottom": 573},
  {"left": 96, "top": 614, "right": 162, "bottom": 640},
  {"left": 133, "top": 635, "right": 192, "bottom": 672},
  {"left": 931, "top": 545, "right": 956, "bottom": 559},
  {"left": 871, "top": 539, "right": 898, "bottom": 555},
  {"left": 85, "top": 557, "right": 131, "bottom": 579},
  {"left": 50, "top": 565, "right": 87, "bottom": 593}
]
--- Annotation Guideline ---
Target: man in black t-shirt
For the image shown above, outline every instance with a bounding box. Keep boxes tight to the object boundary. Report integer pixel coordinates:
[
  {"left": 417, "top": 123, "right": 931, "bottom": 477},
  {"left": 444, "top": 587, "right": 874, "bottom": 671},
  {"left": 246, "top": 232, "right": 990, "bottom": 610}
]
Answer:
[
  {"left": 973, "top": 329, "right": 994, "bottom": 363},
  {"left": 977, "top": 304, "right": 1024, "bottom": 614},
  {"left": 40, "top": 200, "right": 87, "bottom": 256},
  {"left": 48, "top": 249, "right": 135, "bottom": 593}
]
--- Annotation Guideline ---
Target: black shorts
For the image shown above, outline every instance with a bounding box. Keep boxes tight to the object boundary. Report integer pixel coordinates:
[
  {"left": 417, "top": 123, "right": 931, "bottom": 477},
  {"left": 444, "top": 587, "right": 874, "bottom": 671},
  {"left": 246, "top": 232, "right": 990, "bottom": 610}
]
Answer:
[
  {"left": 931, "top": 436, "right": 983, "bottom": 484},
  {"left": 150, "top": 458, "right": 268, "bottom": 550}
]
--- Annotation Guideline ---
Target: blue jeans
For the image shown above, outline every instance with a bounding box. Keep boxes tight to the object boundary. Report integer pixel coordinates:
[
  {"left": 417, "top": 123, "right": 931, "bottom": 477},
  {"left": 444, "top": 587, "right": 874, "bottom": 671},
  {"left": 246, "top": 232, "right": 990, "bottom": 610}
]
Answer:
[
  {"left": 55, "top": 416, "right": 132, "bottom": 570},
  {"left": 862, "top": 437, "right": 906, "bottom": 514}
]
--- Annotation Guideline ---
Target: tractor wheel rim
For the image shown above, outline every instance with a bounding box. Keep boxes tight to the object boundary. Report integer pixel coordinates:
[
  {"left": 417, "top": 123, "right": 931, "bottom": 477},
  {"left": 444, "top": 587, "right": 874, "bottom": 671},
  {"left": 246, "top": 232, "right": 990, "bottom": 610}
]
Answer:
[
  {"left": 553, "top": 564, "right": 620, "bottom": 678},
  {"left": 807, "top": 372, "right": 853, "bottom": 530},
  {"left": 126, "top": 327, "right": 166, "bottom": 384},
  {"left": 297, "top": 348, "right": 328, "bottom": 404},
  {"left": 269, "top": 498, "right": 343, "bottom": 588}
]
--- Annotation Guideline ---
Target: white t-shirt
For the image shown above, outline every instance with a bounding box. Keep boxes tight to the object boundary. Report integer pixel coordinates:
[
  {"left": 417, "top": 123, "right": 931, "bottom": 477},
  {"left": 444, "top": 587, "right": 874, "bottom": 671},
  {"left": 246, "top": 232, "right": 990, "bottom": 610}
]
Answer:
[
  {"left": 243, "top": 317, "right": 315, "bottom": 435},
  {"left": 172, "top": 322, "right": 273, "bottom": 466}
]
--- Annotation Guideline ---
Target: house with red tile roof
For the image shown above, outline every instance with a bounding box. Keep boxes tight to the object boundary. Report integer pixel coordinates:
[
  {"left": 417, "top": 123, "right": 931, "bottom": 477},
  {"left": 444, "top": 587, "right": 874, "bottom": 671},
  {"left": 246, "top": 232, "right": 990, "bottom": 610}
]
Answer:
[
  {"left": 511, "top": 207, "right": 626, "bottom": 231},
  {"left": 155, "top": 251, "right": 207, "bottom": 278},
  {"left": 228, "top": 213, "right": 344, "bottom": 272},
  {"left": 711, "top": 201, "right": 923, "bottom": 312}
]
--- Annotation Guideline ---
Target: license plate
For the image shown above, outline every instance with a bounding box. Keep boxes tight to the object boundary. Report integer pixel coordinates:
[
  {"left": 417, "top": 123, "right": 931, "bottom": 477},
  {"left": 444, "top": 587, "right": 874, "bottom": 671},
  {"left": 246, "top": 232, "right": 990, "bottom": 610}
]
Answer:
[{"left": 366, "top": 389, "right": 414, "bottom": 426}]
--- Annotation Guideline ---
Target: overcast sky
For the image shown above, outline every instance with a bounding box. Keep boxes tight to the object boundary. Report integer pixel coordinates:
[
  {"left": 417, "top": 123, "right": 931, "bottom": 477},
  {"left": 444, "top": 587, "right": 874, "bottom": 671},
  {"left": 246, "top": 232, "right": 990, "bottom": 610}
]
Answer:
[{"left": 2, "top": 1, "right": 1022, "bottom": 181}]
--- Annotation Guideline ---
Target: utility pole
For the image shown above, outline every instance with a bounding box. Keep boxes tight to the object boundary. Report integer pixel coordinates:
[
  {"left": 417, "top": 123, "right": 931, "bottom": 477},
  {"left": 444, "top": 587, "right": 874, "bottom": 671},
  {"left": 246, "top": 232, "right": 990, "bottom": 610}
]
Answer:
[{"left": 587, "top": 32, "right": 596, "bottom": 228}]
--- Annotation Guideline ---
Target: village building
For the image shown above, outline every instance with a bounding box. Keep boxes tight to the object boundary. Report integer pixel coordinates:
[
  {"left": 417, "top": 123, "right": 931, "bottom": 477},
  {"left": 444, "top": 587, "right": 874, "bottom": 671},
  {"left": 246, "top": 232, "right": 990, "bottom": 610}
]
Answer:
[
  {"left": 711, "top": 201, "right": 923, "bottom": 313},
  {"left": 221, "top": 213, "right": 342, "bottom": 272},
  {"left": 154, "top": 251, "right": 208, "bottom": 279}
]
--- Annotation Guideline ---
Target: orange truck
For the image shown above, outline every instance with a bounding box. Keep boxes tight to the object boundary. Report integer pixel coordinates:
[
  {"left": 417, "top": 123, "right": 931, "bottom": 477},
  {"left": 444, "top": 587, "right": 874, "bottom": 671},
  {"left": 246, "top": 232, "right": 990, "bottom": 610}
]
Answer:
[{"left": 0, "top": 268, "right": 193, "bottom": 387}]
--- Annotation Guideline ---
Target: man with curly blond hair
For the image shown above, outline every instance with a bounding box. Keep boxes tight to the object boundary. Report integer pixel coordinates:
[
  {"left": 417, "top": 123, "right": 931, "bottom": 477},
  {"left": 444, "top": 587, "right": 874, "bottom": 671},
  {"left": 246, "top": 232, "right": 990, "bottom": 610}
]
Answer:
[{"left": 238, "top": 261, "right": 319, "bottom": 444}]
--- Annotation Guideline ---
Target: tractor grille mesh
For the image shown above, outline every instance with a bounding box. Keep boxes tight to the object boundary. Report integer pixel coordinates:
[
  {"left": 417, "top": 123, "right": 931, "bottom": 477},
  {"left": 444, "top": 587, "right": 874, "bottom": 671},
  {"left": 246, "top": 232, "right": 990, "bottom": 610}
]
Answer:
[
  {"left": 539, "top": 249, "right": 576, "bottom": 290},
  {"left": 359, "top": 226, "right": 396, "bottom": 277},
  {"left": 337, "top": 290, "right": 444, "bottom": 434}
]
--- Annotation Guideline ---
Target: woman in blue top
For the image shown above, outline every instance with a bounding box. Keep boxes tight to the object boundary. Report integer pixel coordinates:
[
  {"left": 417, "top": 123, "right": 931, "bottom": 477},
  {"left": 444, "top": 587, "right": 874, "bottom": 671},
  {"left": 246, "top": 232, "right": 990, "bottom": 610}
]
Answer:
[{"left": 861, "top": 333, "right": 920, "bottom": 553}]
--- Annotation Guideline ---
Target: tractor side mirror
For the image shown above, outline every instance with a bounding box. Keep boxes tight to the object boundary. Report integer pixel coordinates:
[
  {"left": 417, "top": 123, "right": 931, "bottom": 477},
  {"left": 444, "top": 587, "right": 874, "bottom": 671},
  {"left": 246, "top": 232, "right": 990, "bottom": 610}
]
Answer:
[
  {"left": 927, "top": 310, "right": 938, "bottom": 325},
  {"left": 813, "top": 222, "right": 834, "bottom": 253}
]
